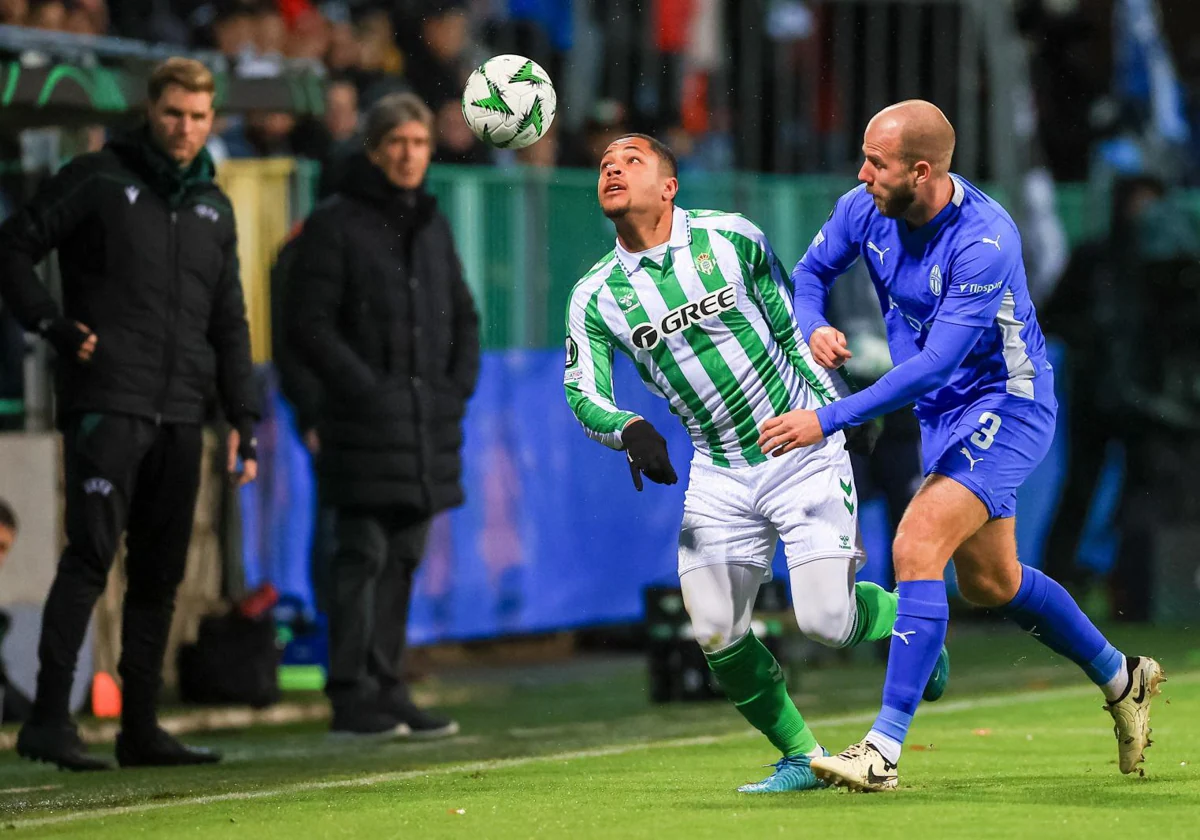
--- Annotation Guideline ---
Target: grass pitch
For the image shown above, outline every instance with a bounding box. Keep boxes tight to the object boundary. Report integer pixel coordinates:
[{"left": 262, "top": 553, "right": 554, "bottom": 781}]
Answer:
[{"left": 2, "top": 624, "right": 1198, "bottom": 839}]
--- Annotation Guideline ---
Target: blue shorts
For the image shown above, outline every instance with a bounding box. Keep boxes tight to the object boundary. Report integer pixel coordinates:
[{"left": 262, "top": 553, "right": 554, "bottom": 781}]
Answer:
[{"left": 920, "top": 379, "right": 1058, "bottom": 519}]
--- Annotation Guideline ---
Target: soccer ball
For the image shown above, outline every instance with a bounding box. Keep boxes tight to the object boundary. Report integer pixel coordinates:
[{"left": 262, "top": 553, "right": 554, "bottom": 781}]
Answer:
[{"left": 461, "top": 54, "right": 557, "bottom": 150}]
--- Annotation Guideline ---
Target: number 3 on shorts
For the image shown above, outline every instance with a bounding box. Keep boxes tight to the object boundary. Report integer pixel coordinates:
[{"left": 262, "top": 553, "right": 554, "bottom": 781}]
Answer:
[{"left": 970, "top": 411, "right": 1002, "bottom": 450}]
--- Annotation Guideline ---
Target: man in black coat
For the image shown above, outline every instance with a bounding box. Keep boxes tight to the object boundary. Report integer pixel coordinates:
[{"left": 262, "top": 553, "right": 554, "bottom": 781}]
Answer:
[
  {"left": 0, "top": 58, "right": 259, "bottom": 770},
  {"left": 288, "top": 92, "right": 480, "bottom": 738}
]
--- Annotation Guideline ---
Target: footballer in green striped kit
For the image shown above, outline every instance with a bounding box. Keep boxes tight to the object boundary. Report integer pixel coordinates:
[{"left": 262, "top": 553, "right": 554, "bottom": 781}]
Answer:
[{"left": 562, "top": 134, "right": 949, "bottom": 794}]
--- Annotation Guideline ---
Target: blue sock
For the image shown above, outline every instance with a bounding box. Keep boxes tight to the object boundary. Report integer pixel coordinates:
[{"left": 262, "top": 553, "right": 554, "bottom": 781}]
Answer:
[
  {"left": 1001, "top": 565, "right": 1124, "bottom": 686},
  {"left": 867, "top": 580, "right": 949, "bottom": 759}
]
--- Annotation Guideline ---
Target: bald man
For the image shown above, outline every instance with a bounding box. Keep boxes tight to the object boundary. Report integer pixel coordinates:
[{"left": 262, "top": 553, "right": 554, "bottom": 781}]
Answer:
[{"left": 758, "top": 101, "right": 1163, "bottom": 791}]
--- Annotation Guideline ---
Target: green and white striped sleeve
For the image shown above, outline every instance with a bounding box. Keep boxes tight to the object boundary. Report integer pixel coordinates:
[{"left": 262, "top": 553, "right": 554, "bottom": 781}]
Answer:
[
  {"left": 564, "top": 282, "right": 640, "bottom": 450},
  {"left": 721, "top": 218, "right": 854, "bottom": 403}
]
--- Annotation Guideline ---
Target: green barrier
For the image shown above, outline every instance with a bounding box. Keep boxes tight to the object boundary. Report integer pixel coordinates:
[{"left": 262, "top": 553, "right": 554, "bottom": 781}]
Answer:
[
  {"left": 0, "top": 398, "right": 23, "bottom": 416},
  {"left": 278, "top": 664, "right": 326, "bottom": 693},
  {"left": 292, "top": 163, "right": 1200, "bottom": 350}
]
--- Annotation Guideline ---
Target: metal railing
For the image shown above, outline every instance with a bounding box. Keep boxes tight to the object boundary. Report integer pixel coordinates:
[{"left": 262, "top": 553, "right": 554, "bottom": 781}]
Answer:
[{"left": 576, "top": 0, "right": 1032, "bottom": 189}]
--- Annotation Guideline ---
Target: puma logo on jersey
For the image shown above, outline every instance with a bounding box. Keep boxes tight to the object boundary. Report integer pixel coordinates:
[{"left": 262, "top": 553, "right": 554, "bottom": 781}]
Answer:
[
  {"left": 892, "top": 629, "right": 916, "bottom": 645},
  {"left": 124, "top": 186, "right": 139, "bottom": 204},
  {"left": 629, "top": 285, "right": 737, "bottom": 351},
  {"left": 982, "top": 234, "right": 1001, "bottom": 250},
  {"left": 867, "top": 241, "right": 890, "bottom": 265},
  {"left": 960, "top": 447, "right": 983, "bottom": 471},
  {"left": 195, "top": 205, "right": 220, "bottom": 223}
]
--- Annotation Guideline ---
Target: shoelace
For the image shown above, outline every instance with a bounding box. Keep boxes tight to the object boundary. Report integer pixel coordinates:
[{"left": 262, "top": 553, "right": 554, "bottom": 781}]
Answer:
[
  {"left": 762, "top": 755, "right": 811, "bottom": 773},
  {"left": 838, "top": 741, "right": 874, "bottom": 760}
]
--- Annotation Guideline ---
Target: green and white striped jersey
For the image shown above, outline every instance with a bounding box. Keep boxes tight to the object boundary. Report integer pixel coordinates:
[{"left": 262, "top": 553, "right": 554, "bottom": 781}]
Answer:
[{"left": 564, "top": 206, "right": 850, "bottom": 468}]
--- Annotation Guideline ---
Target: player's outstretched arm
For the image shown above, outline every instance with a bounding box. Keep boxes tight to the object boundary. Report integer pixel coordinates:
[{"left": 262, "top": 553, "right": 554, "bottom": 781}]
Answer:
[
  {"left": 758, "top": 320, "right": 982, "bottom": 456},
  {"left": 758, "top": 238, "right": 1015, "bottom": 455}
]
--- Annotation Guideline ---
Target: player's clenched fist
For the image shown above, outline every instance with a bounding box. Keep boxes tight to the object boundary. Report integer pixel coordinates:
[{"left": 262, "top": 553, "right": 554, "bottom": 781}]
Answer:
[
  {"left": 808, "top": 325, "right": 853, "bottom": 369},
  {"left": 622, "top": 419, "right": 678, "bottom": 491}
]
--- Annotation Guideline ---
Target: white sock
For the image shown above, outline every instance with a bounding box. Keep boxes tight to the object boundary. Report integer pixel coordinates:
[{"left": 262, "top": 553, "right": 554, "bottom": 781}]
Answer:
[
  {"left": 865, "top": 730, "right": 902, "bottom": 765},
  {"left": 807, "top": 744, "right": 825, "bottom": 760},
  {"left": 1102, "top": 655, "right": 1132, "bottom": 703}
]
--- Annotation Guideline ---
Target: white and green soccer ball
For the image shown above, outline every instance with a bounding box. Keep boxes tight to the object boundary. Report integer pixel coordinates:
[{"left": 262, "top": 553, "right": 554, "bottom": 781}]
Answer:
[{"left": 461, "top": 54, "right": 557, "bottom": 150}]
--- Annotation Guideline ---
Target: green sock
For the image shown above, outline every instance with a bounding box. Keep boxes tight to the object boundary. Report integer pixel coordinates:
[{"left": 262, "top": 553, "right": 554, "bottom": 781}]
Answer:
[
  {"left": 845, "top": 581, "right": 899, "bottom": 647},
  {"left": 704, "top": 631, "right": 817, "bottom": 757}
]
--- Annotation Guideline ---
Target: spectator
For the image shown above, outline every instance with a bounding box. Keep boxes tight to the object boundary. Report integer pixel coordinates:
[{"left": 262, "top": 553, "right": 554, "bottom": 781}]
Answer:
[
  {"left": 63, "top": 0, "right": 107, "bottom": 35},
  {"left": 397, "top": 0, "right": 471, "bottom": 109},
  {"left": 396, "top": 0, "right": 486, "bottom": 164},
  {"left": 1040, "top": 175, "right": 1166, "bottom": 593},
  {"left": 254, "top": 2, "right": 285, "bottom": 58},
  {"left": 0, "top": 0, "right": 27, "bottom": 25},
  {"left": 1041, "top": 175, "right": 1200, "bottom": 614},
  {"left": 222, "top": 110, "right": 297, "bottom": 157},
  {"left": 210, "top": 2, "right": 256, "bottom": 58},
  {"left": 26, "top": 0, "right": 65, "bottom": 30},
  {"left": 0, "top": 499, "right": 34, "bottom": 724},
  {"left": 324, "top": 77, "right": 360, "bottom": 144},
  {"left": 572, "top": 98, "right": 630, "bottom": 167},
  {"left": 288, "top": 8, "right": 332, "bottom": 61},
  {"left": 287, "top": 92, "right": 479, "bottom": 739},
  {"left": 325, "top": 19, "right": 362, "bottom": 76},
  {"left": 0, "top": 57, "right": 259, "bottom": 771},
  {"left": 291, "top": 76, "right": 361, "bottom": 196}
]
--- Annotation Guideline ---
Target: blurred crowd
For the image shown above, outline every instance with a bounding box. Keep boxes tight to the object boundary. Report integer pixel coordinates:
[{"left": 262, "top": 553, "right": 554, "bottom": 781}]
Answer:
[
  {"left": 0, "top": 0, "right": 741, "bottom": 178},
  {"left": 1, "top": 0, "right": 1198, "bottom": 185}
]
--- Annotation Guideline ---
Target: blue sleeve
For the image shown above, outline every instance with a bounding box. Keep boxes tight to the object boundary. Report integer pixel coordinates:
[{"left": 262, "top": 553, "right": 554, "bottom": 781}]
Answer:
[
  {"left": 790, "top": 188, "right": 864, "bottom": 340},
  {"left": 815, "top": 320, "right": 984, "bottom": 434},
  {"left": 937, "top": 236, "right": 1019, "bottom": 327}
]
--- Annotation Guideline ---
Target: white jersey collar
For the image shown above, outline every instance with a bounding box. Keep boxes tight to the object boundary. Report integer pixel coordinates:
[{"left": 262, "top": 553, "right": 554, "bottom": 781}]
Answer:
[{"left": 615, "top": 206, "right": 692, "bottom": 276}]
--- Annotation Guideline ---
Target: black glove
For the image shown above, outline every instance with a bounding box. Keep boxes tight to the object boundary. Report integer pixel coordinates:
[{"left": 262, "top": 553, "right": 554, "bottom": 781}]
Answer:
[
  {"left": 38, "top": 318, "right": 90, "bottom": 360},
  {"left": 235, "top": 418, "right": 259, "bottom": 462},
  {"left": 623, "top": 419, "right": 678, "bottom": 491},
  {"left": 843, "top": 417, "right": 883, "bottom": 457}
]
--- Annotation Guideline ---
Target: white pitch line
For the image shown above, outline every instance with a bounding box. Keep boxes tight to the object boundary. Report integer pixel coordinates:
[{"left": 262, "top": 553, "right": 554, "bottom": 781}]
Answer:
[{"left": 8, "top": 672, "right": 1195, "bottom": 831}]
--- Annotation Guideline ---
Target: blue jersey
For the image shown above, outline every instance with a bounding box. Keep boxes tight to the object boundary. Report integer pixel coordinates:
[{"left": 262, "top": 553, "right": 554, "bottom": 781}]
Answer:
[{"left": 796, "top": 175, "right": 1052, "bottom": 421}]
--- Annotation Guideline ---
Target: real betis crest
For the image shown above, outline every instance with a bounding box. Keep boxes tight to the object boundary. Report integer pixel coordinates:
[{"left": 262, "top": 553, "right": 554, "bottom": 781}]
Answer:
[{"left": 696, "top": 252, "right": 715, "bottom": 275}]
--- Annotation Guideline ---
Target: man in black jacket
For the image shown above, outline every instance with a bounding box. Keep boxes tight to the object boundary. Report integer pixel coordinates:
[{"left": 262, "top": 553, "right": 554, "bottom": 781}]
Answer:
[
  {"left": 0, "top": 58, "right": 259, "bottom": 770},
  {"left": 288, "top": 92, "right": 480, "bottom": 738}
]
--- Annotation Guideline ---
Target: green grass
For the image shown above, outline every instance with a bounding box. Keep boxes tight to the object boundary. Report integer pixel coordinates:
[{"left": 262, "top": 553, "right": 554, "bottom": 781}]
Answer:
[{"left": 2, "top": 624, "right": 1199, "bottom": 838}]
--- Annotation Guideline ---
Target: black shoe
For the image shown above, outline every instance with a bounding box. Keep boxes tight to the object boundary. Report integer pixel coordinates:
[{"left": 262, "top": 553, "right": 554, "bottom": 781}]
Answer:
[
  {"left": 115, "top": 727, "right": 222, "bottom": 768},
  {"left": 16, "top": 721, "right": 114, "bottom": 772},
  {"left": 328, "top": 706, "right": 408, "bottom": 740},
  {"left": 380, "top": 695, "right": 459, "bottom": 740}
]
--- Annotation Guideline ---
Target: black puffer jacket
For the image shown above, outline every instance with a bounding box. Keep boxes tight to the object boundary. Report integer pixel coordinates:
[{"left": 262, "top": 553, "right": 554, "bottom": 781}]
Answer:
[
  {"left": 287, "top": 154, "right": 480, "bottom": 512},
  {"left": 0, "top": 128, "right": 258, "bottom": 431}
]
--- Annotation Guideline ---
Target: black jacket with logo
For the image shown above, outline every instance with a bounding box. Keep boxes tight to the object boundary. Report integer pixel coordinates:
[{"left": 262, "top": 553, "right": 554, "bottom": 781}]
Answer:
[
  {"left": 0, "top": 129, "right": 259, "bottom": 431},
  {"left": 287, "top": 153, "right": 480, "bottom": 513}
]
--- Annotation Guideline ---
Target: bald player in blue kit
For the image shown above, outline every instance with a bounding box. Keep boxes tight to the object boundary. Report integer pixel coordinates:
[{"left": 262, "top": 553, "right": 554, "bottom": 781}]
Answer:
[{"left": 757, "top": 100, "right": 1164, "bottom": 792}]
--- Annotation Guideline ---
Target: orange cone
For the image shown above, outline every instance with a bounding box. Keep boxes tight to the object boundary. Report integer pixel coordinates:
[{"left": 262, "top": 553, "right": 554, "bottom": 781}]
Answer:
[{"left": 91, "top": 672, "right": 122, "bottom": 719}]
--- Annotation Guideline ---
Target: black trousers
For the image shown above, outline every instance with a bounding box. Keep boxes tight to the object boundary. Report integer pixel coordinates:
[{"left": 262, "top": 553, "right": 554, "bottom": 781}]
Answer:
[
  {"left": 33, "top": 414, "right": 202, "bottom": 734},
  {"left": 325, "top": 507, "right": 431, "bottom": 708}
]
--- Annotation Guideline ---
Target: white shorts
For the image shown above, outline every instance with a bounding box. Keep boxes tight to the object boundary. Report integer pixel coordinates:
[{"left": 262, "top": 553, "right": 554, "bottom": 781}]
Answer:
[{"left": 677, "top": 435, "right": 866, "bottom": 577}]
